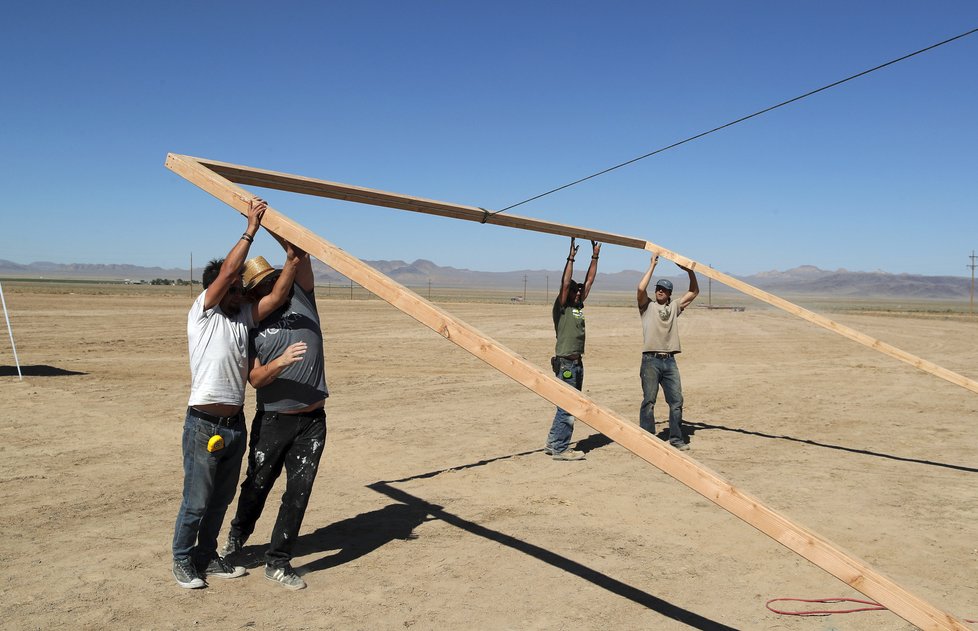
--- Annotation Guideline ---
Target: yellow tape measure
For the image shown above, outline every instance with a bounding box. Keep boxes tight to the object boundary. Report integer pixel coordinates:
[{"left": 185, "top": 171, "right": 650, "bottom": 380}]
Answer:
[{"left": 207, "top": 434, "right": 225, "bottom": 453}]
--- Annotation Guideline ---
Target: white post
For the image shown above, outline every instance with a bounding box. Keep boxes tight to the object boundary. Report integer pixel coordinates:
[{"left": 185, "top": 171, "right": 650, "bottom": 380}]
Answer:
[{"left": 0, "top": 282, "right": 23, "bottom": 380}]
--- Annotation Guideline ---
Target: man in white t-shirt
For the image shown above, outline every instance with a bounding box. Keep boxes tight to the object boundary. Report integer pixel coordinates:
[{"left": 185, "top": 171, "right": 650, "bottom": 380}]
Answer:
[
  {"left": 637, "top": 253, "right": 699, "bottom": 451},
  {"left": 171, "top": 198, "right": 304, "bottom": 589}
]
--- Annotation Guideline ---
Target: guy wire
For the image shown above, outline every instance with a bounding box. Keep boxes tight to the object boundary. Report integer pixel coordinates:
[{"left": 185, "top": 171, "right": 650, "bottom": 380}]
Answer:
[{"left": 488, "top": 27, "right": 978, "bottom": 218}]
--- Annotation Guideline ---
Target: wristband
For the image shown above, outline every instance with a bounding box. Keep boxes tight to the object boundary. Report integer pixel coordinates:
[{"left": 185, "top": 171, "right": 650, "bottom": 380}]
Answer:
[
  {"left": 241, "top": 233, "right": 254, "bottom": 243},
  {"left": 591, "top": 256, "right": 599, "bottom": 260},
  {"left": 567, "top": 257, "right": 574, "bottom": 261}
]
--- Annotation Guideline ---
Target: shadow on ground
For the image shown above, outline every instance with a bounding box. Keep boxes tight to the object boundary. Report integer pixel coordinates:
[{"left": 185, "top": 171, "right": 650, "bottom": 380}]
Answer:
[
  {"left": 0, "top": 364, "right": 87, "bottom": 377},
  {"left": 685, "top": 419, "right": 977, "bottom": 474}
]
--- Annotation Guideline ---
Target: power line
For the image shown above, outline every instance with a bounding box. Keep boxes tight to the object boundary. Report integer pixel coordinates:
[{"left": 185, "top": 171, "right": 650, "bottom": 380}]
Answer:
[{"left": 490, "top": 27, "right": 978, "bottom": 217}]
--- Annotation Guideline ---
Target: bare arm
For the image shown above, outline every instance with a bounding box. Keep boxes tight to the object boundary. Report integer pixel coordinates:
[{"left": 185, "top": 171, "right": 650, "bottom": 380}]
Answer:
[
  {"left": 252, "top": 240, "right": 303, "bottom": 323},
  {"left": 581, "top": 241, "right": 601, "bottom": 300},
  {"left": 271, "top": 232, "right": 314, "bottom": 292},
  {"left": 203, "top": 198, "right": 266, "bottom": 310},
  {"left": 637, "top": 254, "right": 658, "bottom": 314},
  {"left": 557, "top": 238, "right": 579, "bottom": 306},
  {"left": 248, "top": 342, "right": 308, "bottom": 389},
  {"left": 677, "top": 264, "right": 699, "bottom": 311}
]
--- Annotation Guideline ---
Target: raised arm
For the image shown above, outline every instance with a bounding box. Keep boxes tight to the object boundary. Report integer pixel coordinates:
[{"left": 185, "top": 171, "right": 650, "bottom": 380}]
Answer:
[
  {"left": 557, "top": 238, "right": 579, "bottom": 306},
  {"left": 252, "top": 240, "right": 303, "bottom": 322},
  {"left": 677, "top": 264, "right": 699, "bottom": 311},
  {"left": 637, "top": 254, "right": 658, "bottom": 314},
  {"left": 203, "top": 198, "right": 266, "bottom": 310},
  {"left": 248, "top": 342, "right": 308, "bottom": 389},
  {"left": 270, "top": 232, "right": 314, "bottom": 292},
  {"left": 581, "top": 241, "right": 601, "bottom": 300}
]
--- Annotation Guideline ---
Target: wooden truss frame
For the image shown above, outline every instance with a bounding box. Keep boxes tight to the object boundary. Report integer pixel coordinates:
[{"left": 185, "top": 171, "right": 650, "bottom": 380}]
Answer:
[{"left": 166, "top": 153, "right": 969, "bottom": 630}]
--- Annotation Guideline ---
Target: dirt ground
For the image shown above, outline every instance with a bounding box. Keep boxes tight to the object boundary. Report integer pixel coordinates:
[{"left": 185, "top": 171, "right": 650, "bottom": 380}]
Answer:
[{"left": 1, "top": 284, "right": 975, "bottom": 630}]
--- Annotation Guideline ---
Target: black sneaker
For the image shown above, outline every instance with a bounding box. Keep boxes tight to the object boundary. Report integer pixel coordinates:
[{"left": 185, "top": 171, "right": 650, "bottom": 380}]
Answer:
[
  {"left": 221, "top": 533, "right": 247, "bottom": 558},
  {"left": 173, "top": 557, "right": 205, "bottom": 589},
  {"left": 264, "top": 564, "right": 306, "bottom": 590},
  {"left": 200, "top": 555, "right": 246, "bottom": 580}
]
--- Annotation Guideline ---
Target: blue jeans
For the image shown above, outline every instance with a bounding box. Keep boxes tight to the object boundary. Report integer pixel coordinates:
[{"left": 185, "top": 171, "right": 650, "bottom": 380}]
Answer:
[
  {"left": 639, "top": 353, "right": 686, "bottom": 445},
  {"left": 172, "top": 409, "right": 247, "bottom": 562},
  {"left": 546, "top": 357, "right": 584, "bottom": 453}
]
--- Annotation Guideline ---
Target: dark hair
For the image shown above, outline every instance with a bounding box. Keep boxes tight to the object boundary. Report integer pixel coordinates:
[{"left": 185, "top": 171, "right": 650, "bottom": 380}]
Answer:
[{"left": 202, "top": 258, "right": 224, "bottom": 289}]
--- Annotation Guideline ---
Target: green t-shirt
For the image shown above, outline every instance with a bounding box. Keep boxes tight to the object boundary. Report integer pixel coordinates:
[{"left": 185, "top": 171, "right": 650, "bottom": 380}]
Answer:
[{"left": 553, "top": 298, "right": 585, "bottom": 357}]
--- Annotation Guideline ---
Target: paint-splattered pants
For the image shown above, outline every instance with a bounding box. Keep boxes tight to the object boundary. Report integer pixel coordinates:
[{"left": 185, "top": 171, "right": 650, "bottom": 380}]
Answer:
[{"left": 229, "top": 408, "right": 327, "bottom": 568}]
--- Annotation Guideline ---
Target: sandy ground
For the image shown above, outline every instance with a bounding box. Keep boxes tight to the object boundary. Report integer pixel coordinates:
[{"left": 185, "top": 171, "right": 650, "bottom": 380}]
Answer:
[{"left": 1, "top": 285, "right": 976, "bottom": 630}]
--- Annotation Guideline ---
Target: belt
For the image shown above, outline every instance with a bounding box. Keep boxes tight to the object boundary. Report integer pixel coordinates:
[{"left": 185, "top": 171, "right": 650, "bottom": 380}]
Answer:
[
  {"left": 258, "top": 408, "right": 326, "bottom": 421},
  {"left": 644, "top": 352, "right": 676, "bottom": 359},
  {"left": 558, "top": 354, "right": 582, "bottom": 362},
  {"left": 189, "top": 407, "right": 243, "bottom": 427}
]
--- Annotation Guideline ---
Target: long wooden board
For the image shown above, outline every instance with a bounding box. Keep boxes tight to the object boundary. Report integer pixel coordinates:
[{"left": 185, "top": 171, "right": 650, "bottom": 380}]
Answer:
[
  {"left": 174, "top": 154, "right": 978, "bottom": 395},
  {"left": 166, "top": 152, "right": 969, "bottom": 630}
]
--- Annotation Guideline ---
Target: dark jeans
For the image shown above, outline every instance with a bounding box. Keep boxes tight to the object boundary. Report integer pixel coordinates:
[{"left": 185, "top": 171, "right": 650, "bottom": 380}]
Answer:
[
  {"left": 229, "top": 408, "right": 327, "bottom": 568},
  {"left": 639, "top": 353, "right": 686, "bottom": 445},
  {"left": 172, "top": 409, "right": 247, "bottom": 562},
  {"left": 546, "top": 357, "right": 584, "bottom": 453}
]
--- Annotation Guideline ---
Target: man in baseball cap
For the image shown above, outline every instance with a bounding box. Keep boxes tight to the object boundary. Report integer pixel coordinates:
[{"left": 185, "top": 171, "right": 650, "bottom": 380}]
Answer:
[{"left": 636, "top": 254, "right": 699, "bottom": 451}]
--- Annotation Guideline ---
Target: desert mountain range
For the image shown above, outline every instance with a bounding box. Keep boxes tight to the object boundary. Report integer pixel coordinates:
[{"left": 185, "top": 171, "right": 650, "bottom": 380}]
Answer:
[{"left": 0, "top": 259, "right": 971, "bottom": 299}]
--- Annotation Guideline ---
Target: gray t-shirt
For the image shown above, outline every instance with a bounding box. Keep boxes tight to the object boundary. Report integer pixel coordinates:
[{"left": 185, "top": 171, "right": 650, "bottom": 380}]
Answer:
[{"left": 250, "top": 283, "right": 328, "bottom": 411}]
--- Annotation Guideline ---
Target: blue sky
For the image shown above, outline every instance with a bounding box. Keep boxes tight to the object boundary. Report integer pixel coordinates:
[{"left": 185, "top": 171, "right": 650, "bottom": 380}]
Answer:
[{"left": 2, "top": 2, "right": 976, "bottom": 277}]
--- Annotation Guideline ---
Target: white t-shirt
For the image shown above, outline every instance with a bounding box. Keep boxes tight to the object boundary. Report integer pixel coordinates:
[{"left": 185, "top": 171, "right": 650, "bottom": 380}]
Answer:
[{"left": 187, "top": 291, "right": 255, "bottom": 406}]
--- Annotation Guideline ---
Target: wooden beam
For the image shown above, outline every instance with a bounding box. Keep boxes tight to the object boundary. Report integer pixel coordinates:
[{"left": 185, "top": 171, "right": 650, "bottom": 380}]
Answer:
[
  {"left": 172, "top": 155, "right": 978, "bottom": 396},
  {"left": 644, "top": 243, "right": 978, "bottom": 395},
  {"left": 192, "top": 155, "right": 648, "bottom": 249},
  {"left": 165, "top": 152, "right": 969, "bottom": 631}
]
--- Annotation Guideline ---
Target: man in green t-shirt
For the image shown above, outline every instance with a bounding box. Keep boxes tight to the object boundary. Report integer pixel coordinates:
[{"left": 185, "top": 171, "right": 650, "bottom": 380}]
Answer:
[{"left": 545, "top": 237, "right": 600, "bottom": 461}]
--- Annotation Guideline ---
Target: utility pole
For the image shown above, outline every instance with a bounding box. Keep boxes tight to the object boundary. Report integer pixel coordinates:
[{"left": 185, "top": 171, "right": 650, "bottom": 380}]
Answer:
[
  {"left": 350, "top": 278, "right": 354, "bottom": 300},
  {"left": 523, "top": 275, "right": 527, "bottom": 302},
  {"left": 546, "top": 275, "right": 549, "bottom": 304},
  {"left": 708, "top": 264, "right": 712, "bottom": 308},
  {"left": 190, "top": 252, "right": 193, "bottom": 299},
  {"left": 968, "top": 251, "right": 977, "bottom": 316},
  {"left": 428, "top": 278, "right": 431, "bottom": 300}
]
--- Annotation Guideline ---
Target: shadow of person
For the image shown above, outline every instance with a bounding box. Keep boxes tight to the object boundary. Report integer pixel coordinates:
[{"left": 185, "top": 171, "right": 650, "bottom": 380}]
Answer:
[
  {"left": 574, "top": 432, "right": 613, "bottom": 454},
  {"left": 0, "top": 365, "right": 87, "bottom": 377},
  {"left": 230, "top": 503, "right": 434, "bottom": 574}
]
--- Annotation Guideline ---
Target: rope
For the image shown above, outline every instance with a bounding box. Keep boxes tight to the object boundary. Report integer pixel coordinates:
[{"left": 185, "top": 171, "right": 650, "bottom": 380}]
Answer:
[
  {"left": 488, "top": 27, "right": 978, "bottom": 218},
  {"left": 766, "top": 597, "right": 977, "bottom": 623},
  {"left": 766, "top": 597, "right": 886, "bottom": 616}
]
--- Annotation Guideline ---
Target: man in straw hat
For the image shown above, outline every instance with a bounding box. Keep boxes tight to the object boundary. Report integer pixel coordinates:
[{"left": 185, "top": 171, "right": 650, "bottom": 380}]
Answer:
[
  {"left": 221, "top": 237, "right": 327, "bottom": 590},
  {"left": 636, "top": 253, "right": 699, "bottom": 451},
  {"left": 172, "top": 198, "right": 303, "bottom": 590}
]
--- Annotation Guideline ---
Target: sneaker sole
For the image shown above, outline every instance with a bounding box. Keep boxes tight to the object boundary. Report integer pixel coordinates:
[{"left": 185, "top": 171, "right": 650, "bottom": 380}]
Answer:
[
  {"left": 552, "top": 452, "right": 585, "bottom": 461},
  {"left": 174, "top": 577, "right": 206, "bottom": 589},
  {"left": 207, "top": 567, "right": 247, "bottom": 579}
]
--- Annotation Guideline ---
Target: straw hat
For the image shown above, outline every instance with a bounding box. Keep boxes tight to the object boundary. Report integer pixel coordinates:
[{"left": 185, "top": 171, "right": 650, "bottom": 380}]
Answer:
[{"left": 242, "top": 256, "right": 278, "bottom": 290}]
